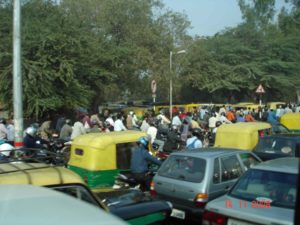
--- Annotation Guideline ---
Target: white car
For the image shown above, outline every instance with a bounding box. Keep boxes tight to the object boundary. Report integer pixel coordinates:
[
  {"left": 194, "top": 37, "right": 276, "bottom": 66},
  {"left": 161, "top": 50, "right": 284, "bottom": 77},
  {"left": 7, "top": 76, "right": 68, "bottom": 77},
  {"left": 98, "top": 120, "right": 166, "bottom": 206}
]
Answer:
[
  {"left": 203, "top": 157, "right": 297, "bottom": 225},
  {"left": 0, "top": 184, "right": 128, "bottom": 225}
]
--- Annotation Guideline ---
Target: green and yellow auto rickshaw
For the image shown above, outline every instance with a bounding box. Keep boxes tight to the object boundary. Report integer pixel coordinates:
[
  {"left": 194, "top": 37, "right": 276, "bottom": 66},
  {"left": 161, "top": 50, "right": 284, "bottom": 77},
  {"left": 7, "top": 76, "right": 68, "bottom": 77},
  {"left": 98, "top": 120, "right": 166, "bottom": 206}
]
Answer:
[
  {"left": 68, "top": 131, "right": 148, "bottom": 192},
  {"left": 280, "top": 113, "right": 300, "bottom": 133},
  {"left": 214, "top": 122, "right": 272, "bottom": 150}
]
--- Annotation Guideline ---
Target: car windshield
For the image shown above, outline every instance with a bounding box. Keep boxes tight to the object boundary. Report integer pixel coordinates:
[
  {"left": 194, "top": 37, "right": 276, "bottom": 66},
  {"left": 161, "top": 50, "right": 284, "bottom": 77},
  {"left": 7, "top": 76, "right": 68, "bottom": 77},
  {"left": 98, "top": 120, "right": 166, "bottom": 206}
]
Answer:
[
  {"left": 272, "top": 124, "right": 290, "bottom": 134},
  {"left": 158, "top": 155, "right": 206, "bottom": 183},
  {"left": 255, "top": 138, "right": 296, "bottom": 155},
  {"left": 229, "top": 169, "right": 297, "bottom": 209}
]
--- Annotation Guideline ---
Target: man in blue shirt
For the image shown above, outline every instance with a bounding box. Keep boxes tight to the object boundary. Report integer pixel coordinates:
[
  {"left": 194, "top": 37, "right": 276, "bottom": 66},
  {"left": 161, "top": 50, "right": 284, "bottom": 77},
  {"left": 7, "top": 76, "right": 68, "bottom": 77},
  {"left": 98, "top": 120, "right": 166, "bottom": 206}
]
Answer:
[{"left": 130, "top": 137, "right": 162, "bottom": 191}]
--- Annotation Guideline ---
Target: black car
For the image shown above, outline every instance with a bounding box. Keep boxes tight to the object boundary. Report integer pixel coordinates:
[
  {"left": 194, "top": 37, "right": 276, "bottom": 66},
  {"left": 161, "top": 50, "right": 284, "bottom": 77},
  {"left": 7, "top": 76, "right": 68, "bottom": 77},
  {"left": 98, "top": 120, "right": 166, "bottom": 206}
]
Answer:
[{"left": 253, "top": 133, "right": 300, "bottom": 161}]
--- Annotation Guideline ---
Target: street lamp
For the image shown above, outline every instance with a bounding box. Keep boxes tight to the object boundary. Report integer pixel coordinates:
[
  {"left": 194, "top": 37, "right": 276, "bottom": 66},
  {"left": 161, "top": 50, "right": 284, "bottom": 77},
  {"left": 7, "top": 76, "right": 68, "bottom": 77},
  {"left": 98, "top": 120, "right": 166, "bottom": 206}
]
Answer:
[{"left": 169, "top": 50, "right": 186, "bottom": 119}]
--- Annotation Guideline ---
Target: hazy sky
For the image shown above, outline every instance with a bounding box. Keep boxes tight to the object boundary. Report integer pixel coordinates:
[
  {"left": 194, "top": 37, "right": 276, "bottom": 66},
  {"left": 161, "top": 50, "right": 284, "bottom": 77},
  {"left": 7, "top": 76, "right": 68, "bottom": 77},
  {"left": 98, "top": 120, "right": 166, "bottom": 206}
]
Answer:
[{"left": 162, "top": 0, "right": 289, "bottom": 36}]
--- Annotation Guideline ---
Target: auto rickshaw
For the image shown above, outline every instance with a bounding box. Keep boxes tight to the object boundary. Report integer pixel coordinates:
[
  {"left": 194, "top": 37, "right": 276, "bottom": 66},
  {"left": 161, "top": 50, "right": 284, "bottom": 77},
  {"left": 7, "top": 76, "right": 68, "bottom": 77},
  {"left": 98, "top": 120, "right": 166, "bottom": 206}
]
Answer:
[
  {"left": 280, "top": 113, "right": 300, "bottom": 133},
  {"left": 267, "top": 101, "right": 286, "bottom": 110},
  {"left": 68, "top": 131, "right": 150, "bottom": 192},
  {"left": 214, "top": 122, "right": 272, "bottom": 150}
]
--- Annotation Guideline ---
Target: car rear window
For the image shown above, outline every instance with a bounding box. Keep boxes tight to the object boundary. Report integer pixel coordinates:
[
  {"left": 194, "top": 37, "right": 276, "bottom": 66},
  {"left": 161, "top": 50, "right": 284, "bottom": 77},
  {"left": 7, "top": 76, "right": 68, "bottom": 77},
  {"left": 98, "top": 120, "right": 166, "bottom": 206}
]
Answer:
[
  {"left": 157, "top": 155, "right": 206, "bottom": 183},
  {"left": 255, "top": 138, "right": 296, "bottom": 155},
  {"left": 229, "top": 169, "right": 297, "bottom": 209}
]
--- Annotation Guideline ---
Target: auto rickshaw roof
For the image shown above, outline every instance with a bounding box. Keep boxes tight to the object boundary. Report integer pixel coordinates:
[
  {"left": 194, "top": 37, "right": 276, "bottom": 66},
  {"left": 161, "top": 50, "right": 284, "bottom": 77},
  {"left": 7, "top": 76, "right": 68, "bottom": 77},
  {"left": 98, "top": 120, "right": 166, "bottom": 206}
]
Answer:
[
  {"left": 0, "top": 161, "right": 84, "bottom": 186},
  {"left": 217, "top": 122, "right": 271, "bottom": 134},
  {"left": 72, "top": 130, "right": 147, "bottom": 149}
]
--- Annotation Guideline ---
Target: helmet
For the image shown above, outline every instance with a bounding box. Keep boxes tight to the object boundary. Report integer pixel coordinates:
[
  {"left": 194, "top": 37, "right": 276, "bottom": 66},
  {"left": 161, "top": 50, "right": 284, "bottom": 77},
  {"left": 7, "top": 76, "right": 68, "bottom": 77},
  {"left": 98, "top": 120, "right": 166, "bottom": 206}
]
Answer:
[
  {"left": 26, "top": 127, "right": 37, "bottom": 137},
  {"left": 215, "top": 121, "right": 222, "bottom": 127},
  {"left": 65, "top": 119, "right": 71, "bottom": 125},
  {"left": 192, "top": 128, "right": 203, "bottom": 138},
  {"left": 138, "top": 137, "right": 149, "bottom": 148},
  {"left": 0, "top": 143, "right": 14, "bottom": 156}
]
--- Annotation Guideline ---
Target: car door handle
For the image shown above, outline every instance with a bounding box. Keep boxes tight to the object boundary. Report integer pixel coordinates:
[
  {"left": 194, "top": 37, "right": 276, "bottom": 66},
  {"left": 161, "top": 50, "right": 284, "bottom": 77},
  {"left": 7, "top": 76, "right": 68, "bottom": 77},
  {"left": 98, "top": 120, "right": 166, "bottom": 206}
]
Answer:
[{"left": 156, "top": 182, "right": 162, "bottom": 185}]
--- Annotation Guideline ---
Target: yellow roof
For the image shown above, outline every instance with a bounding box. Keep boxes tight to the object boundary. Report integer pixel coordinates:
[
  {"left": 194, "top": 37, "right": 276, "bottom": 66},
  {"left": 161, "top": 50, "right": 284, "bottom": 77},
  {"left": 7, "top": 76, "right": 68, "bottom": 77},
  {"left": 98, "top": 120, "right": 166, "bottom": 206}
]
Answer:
[
  {"left": 217, "top": 122, "right": 271, "bottom": 134},
  {"left": 72, "top": 130, "right": 147, "bottom": 149},
  {"left": 280, "top": 113, "right": 300, "bottom": 130},
  {"left": 0, "top": 162, "right": 84, "bottom": 186}
]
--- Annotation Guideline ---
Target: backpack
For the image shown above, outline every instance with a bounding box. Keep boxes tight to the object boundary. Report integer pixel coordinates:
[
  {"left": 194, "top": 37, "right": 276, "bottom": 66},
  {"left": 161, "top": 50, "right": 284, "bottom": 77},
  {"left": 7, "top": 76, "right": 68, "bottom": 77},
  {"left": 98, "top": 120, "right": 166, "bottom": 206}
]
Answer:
[{"left": 187, "top": 138, "right": 198, "bottom": 150}]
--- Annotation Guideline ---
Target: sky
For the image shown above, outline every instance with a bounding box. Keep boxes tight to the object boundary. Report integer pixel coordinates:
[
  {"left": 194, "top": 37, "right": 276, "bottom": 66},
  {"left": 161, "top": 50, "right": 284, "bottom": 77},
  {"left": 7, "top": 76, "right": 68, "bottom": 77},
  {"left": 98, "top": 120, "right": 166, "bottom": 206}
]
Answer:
[{"left": 162, "top": 0, "right": 289, "bottom": 37}]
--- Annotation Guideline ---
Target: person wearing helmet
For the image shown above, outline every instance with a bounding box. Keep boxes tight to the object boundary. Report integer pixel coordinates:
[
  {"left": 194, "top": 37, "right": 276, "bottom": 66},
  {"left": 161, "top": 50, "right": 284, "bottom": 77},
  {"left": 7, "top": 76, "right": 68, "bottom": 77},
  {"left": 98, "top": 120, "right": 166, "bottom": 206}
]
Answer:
[
  {"left": 23, "top": 127, "right": 45, "bottom": 149},
  {"left": 0, "top": 143, "right": 14, "bottom": 159},
  {"left": 130, "top": 136, "right": 162, "bottom": 190},
  {"left": 186, "top": 128, "right": 203, "bottom": 149}
]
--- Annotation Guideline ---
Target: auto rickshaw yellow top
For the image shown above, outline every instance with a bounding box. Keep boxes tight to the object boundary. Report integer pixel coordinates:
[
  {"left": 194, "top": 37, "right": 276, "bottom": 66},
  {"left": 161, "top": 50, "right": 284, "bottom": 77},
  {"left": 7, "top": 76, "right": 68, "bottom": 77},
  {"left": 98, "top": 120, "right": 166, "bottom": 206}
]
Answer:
[
  {"left": 267, "top": 102, "right": 286, "bottom": 110},
  {"left": 214, "top": 122, "right": 271, "bottom": 150},
  {"left": 0, "top": 162, "right": 84, "bottom": 186},
  {"left": 280, "top": 113, "right": 300, "bottom": 133},
  {"left": 68, "top": 131, "right": 147, "bottom": 171}
]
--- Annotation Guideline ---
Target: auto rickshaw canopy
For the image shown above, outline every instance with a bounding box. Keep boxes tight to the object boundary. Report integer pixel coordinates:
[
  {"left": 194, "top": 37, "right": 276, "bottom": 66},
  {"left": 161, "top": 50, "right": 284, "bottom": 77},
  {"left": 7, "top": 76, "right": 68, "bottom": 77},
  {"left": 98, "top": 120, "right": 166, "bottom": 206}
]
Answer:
[
  {"left": 214, "top": 122, "right": 271, "bottom": 150},
  {"left": 280, "top": 113, "right": 300, "bottom": 133},
  {"left": 68, "top": 131, "right": 147, "bottom": 171}
]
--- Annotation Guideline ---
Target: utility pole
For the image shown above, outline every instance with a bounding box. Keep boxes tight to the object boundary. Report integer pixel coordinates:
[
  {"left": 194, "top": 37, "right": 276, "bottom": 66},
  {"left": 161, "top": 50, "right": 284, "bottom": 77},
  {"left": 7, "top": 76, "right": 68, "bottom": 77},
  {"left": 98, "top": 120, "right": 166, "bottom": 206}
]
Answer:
[{"left": 13, "top": 0, "right": 24, "bottom": 148}]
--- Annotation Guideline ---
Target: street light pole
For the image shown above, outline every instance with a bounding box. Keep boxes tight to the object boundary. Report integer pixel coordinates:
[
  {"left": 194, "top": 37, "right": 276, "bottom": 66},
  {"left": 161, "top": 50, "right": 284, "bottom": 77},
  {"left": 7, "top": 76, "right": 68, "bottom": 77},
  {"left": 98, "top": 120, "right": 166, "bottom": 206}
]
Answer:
[{"left": 169, "top": 50, "right": 186, "bottom": 120}]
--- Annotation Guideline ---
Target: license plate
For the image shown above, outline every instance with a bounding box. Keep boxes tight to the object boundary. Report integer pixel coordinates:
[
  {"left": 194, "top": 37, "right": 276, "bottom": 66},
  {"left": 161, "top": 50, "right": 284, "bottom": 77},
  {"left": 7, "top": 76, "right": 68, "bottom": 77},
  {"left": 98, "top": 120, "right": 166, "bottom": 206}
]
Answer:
[
  {"left": 227, "top": 219, "right": 254, "bottom": 225},
  {"left": 170, "top": 208, "right": 185, "bottom": 219}
]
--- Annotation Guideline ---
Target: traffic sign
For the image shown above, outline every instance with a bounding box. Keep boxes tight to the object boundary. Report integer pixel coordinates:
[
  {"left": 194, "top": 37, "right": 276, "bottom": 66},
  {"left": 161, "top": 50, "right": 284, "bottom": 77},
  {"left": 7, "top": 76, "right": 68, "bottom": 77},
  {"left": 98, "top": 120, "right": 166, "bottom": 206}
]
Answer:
[
  {"left": 151, "top": 80, "right": 157, "bottom": 93},
  {"left": 256, "top": 84, "right": 265, "bottom": 94}
]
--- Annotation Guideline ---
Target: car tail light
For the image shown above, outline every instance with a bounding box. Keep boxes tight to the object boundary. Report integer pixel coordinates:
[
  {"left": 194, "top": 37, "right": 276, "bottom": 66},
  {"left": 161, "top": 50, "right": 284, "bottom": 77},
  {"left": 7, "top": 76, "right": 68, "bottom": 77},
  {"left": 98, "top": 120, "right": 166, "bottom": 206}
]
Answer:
[
  {"left": 194, "top": 193, "right": 208, "bottom": 207},
  {"left": 202, "top": 210, "right": 227, "bottom": 225},
  {"left": 150, "top": 181, "right": 157, "bottom": 197}
]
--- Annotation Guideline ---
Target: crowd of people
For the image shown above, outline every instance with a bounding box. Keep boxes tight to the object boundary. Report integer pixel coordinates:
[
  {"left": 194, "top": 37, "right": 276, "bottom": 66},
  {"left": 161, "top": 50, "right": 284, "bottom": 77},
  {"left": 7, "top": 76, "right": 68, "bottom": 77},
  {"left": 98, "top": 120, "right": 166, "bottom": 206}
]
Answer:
[{"left": 0, "top": 103, "right": 299, "bottom": 151}]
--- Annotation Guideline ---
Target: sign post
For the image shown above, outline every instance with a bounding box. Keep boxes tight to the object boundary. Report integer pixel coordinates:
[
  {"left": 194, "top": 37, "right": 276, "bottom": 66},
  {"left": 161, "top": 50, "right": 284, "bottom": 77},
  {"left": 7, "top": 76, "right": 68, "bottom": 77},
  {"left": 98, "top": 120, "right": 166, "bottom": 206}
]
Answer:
[
  {"left": 151, "top": 80, "right": 157, "bottom": 111},
  {"left": 255, "top": 84, "right": 265, "bottom": 120}
]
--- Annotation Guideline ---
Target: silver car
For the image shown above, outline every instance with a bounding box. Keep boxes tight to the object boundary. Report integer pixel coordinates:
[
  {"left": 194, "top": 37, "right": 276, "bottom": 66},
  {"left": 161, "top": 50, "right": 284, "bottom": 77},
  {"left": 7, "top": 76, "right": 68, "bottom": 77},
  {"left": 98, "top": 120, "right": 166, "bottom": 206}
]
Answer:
[
  {"left": 151, "top": 148, "right": 261, "bottom": 222},
  {"left": 203, "top": 157, "right": 298, "bottom": 225}
]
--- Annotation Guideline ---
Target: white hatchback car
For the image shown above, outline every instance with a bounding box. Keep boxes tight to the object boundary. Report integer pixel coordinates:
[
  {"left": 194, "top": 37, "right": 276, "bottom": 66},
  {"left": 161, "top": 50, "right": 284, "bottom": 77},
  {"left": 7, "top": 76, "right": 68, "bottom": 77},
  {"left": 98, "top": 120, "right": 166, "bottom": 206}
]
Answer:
[
  {"left": 0, "top": 184, "right": 128, "bottom": 225},
  {"left": 203, "top": 157, "right": 298, "bottom": 225}
]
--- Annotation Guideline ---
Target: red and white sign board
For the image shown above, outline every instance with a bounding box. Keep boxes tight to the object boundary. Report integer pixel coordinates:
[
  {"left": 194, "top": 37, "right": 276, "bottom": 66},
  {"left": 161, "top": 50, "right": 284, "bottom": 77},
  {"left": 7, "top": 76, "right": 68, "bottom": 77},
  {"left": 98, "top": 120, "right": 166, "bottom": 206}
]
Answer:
[
  {"left": 256, "top": 84, "right": 265, "bottom": 94},
  {"left": 151, "top": 80, "right": 157, "bottom": 93}
]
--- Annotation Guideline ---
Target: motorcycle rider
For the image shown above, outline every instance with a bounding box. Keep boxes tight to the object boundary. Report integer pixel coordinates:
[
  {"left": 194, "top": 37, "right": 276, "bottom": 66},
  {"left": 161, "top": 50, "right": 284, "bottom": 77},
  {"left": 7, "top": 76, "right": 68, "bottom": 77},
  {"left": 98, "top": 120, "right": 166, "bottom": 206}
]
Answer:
[
  {"left": 23, "top": 127, "right": 47, "bottom": 149},
  {"left": 130, "top": 136, "right": 162, "bottom": 191},
  {"left": 186, "top": 128, "right": 203, "bottom": 149},
  {"left": 163, "top": 125, "right": 182, "bottom": 152}
]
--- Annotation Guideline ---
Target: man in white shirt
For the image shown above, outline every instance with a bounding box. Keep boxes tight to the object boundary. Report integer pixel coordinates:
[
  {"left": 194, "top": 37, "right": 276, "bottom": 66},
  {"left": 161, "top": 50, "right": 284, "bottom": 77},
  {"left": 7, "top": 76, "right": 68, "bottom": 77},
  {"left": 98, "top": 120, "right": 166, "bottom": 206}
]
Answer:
[
  {"left": 114, "top": 114, "right": 127, "bottom": 131},
  {"left": 171, "top": 112, "right": 182, "bottom": 128},
  {"left": 146, "top": 120, "right": 157, "bottom": 144}
]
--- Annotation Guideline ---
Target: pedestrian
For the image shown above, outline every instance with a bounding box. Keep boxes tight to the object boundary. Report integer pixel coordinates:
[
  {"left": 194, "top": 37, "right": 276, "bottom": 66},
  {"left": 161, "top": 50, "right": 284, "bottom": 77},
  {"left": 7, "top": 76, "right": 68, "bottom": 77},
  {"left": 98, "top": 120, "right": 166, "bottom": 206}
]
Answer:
[
  {"left": 114, "top": 113, "right": 127, "bottom": 131},
  {"left": 0, "top": 118, "right": 8, "bottom": 141},
  {"left": 59, "top": 119, "right": 73, "bottom": 141},
  {"left": 6, "top": 118, "right": 15, "bottom": 145},
  {"left": 70, "top": 116, "right": 86, "bottom": 140}
]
